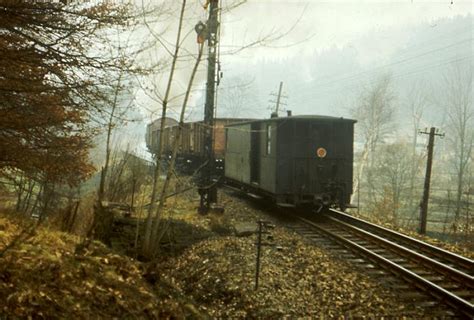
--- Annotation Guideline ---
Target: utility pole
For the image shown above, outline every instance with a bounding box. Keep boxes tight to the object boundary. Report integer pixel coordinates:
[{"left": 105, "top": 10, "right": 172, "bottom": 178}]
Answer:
[
  {"left": 275, "top": 81, "right": 283, "bottom": 114},
  {"left": 199, "top": 0, "right": 220, "bottom": 214},
  {"left": 269, "top": 81, "right": 287, "bottom": 117},
  {"left": 419, "top": 127, "right": 444, "bottom": 235}
]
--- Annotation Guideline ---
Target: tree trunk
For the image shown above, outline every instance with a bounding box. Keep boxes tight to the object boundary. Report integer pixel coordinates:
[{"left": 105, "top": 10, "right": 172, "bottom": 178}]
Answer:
[
  {"left": 143, "top": 0, "right": 187, "bottom": 256},
  {"left": 149, "top": 42, "right": 204, "bottom": 256},
  {"left": 98, "top": 72, "right": 123, "bottom": 203}
]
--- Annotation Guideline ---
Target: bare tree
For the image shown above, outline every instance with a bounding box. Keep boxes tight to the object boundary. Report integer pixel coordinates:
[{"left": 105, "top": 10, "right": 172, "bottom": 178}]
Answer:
[
  {"left": 143, "top": 0, "right": 187, "bottom": 256},
  {"left": 105, "top": 148, "right": 151, "bottom": 204},
  {"left": 405, "top": 81, "right": 430, "bottom": 213},
  {"left": 149, "top": 43, "right": 205, "bottom": 255},
  {"left": 442, "top": 62, "right": 473, "bottom": 221},
  {"left": 372, "top": 142, "right": 414, "bottom": 224},
  {"left": 89, "top": 19, "right": 151, "bottom": 242},
  {"left": 217, "top": 76, "right": 257, "bottom": 118},
  {"left": 98, "top": 70, "right": 127, "bottom": 203},
  {"left": 351, "top": 74, "right": 396, "bottom": 206}
]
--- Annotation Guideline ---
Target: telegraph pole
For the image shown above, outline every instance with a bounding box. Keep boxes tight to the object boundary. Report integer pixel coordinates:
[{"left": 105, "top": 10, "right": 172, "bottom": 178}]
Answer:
[
  {"left": 419, "top": 127, "right": 444, "bottom": 235},
  {"left": 199, "top": 0, "right": 220, "bottom": 214},
  {"left": 275, "top": 81, "right": 283, "bottom": 114},
  {"left": 269, "top": 81, "right": 287, "bottom": 117}
]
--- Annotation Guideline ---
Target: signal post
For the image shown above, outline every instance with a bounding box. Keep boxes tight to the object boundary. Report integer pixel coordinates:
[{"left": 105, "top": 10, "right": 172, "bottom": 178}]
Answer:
[{"left": 198, "top": 0, "right": 220, "bottom": 214}]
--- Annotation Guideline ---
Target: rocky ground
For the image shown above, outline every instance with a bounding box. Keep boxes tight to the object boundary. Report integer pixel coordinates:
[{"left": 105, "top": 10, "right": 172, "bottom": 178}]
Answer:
[{"left": 1, "top": 188, "right": 471, "bottom": 318}]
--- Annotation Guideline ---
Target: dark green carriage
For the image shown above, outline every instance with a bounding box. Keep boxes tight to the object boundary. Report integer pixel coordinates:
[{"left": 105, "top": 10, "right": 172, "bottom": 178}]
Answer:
[{"left": 224, "top": 115, "right": 356, "bottom": 209}]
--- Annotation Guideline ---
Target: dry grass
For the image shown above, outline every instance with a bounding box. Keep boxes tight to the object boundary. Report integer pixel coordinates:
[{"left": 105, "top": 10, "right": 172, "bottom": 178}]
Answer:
[{"left": 0, "top": 212, "right": 203, "bottom": 319}]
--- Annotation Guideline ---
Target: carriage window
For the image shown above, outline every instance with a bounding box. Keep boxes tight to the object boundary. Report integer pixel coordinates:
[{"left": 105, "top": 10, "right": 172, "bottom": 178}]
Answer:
[{"left": 266, "top": 124, "right": 272, "bottom": 155}]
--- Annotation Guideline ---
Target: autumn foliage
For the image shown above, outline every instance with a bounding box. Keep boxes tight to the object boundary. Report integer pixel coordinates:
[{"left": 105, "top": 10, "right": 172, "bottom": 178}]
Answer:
[{"left": 0, "top": 1, "right": 131, "bottom": 185}]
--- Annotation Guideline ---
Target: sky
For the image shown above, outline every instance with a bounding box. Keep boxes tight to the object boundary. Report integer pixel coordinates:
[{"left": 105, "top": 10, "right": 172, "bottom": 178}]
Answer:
[{"left": 220, "top": 0, "right": 471, "bottom": 61}]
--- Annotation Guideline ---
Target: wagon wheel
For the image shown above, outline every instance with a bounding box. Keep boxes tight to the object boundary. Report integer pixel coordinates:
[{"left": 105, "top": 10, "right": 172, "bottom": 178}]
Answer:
[
  {"left": 339, "top": 201, "right": 346, "bottom": 212},
  {"left": 337, "top": 187, "right": 346, "bottom": 212}
]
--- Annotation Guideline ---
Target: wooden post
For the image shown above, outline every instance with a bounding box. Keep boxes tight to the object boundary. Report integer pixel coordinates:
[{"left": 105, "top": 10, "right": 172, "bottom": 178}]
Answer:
[
  {"left": 255, "top": 220, "right": 263, "bottom": 290},
  {"left": 419, "top": 127, "right": 444, "bottom": 235}
]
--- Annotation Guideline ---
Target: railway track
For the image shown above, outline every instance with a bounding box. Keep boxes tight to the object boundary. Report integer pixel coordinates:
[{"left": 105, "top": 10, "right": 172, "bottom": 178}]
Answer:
[
  {"left": 288, "top": 211, "right": 473, "bottom": 319},
  {"left": 326, "top": 209, "right": 474, "bottom": 276}
]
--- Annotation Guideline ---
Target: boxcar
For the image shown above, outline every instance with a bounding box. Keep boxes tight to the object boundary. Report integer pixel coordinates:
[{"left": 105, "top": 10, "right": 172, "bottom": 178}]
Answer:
[{"left": 224, "top": 115, "right": 356, "bottom": 209}]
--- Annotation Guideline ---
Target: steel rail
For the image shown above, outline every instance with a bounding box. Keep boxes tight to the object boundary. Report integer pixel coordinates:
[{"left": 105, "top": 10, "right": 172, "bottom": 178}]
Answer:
[
  {"left": 328, "top": 209, "right": 473, "bottom": 272},
  {"left": 325, "top": 216, "right": 474, "bottom": 288},
  {"left": 298, "top": 216, "right": 474, "bottom": 319}
]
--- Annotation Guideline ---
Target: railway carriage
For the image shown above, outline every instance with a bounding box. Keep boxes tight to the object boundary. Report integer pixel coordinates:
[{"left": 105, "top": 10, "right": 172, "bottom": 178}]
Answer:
[{"left": 224, "top": 115, "right": 356, "bottom": 210}]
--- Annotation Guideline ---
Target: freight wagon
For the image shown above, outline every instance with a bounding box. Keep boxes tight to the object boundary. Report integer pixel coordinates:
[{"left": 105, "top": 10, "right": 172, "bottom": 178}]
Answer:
[{"left": 146, "top": 118, "right": 254, "bottom": 174}]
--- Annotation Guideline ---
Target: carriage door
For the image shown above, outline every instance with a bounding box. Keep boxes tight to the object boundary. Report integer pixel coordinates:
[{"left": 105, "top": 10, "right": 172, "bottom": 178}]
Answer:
[{"left": 250, "top": 122, "right": 261, "bottom": 184}]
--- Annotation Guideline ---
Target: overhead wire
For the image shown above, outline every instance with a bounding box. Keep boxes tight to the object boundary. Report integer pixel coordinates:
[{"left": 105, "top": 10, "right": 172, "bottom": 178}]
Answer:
[
  {"left": 322, "top": 38, "right": 469, "bottom": 86},
  {"left": 244, "top": 27, "right": 472, "bottom": 106},
  {"left": 291, "top": 54, "right": 472, "bottom": 104},
  {"left": 287, "top": 37, "right": 473, "bottom": 101},
  {"left": 251, "top": 25, "right": 473, "bottom": 84}
]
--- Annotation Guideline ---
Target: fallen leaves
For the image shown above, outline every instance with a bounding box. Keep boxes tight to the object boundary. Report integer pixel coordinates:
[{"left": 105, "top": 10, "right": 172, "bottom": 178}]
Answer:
[
  {"left": 148, "top": 191, "right": 432, "bottom": 318},
  {"left": 1, "top": 188, "right": 465, "bottom": 318},
  {"left": 0, "top": 213, "right": 192, "bottom": 319},
  {"left": 156, "top": 228, "right": 427, "bottom": 318}
]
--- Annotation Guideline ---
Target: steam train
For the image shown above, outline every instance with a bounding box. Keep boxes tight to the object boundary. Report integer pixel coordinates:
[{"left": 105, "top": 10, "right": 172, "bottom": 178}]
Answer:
[{"left": 146, "top": 114, "right": 356, "bottom": 210}]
